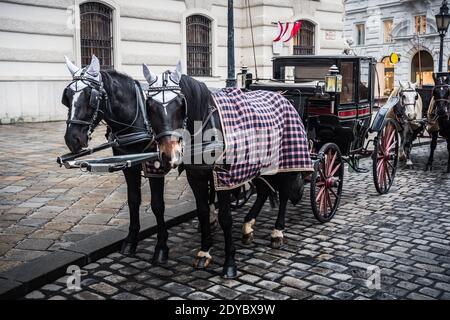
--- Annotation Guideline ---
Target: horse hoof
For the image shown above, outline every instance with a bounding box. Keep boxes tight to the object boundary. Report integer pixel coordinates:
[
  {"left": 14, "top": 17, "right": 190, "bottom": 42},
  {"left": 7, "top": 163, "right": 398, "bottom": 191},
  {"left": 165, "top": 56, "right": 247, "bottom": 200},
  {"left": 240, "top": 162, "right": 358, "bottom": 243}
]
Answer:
[
  {"left": 151, "top": 248, "right": 169, "bottom": 265},
  {"left": 270, "top": 237, "right": 284, "bottom": 249},
  {"left": 222, "top": 265, "right": 237, "bottom": 279},
  {"left": 242, "top": 232, "right": 254, "bottom": 245},
  {"left": 120, "top": 241, "right": 137, "bottom": 255},
  {"left": 193, "top": 256, "right": 212, "bottom": 269}
]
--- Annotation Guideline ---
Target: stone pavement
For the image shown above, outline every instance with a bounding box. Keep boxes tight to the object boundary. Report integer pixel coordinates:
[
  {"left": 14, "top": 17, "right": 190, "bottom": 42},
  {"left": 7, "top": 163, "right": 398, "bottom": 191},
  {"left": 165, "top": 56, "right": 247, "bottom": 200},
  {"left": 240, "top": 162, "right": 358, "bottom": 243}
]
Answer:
[
  {"left": 22, "top": 142, "right": 450, "bottom": 300},
  {"left": 0, "top": 122, "right": 192, "bottom": 273}
]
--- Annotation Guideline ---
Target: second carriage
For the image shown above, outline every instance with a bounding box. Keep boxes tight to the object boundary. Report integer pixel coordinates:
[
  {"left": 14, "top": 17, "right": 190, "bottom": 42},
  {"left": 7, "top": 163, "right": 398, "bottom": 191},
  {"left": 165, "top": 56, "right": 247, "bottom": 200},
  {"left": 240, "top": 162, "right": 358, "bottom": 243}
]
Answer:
[{"left": 232, "top": 55, "right": 400, "bottom": 223}]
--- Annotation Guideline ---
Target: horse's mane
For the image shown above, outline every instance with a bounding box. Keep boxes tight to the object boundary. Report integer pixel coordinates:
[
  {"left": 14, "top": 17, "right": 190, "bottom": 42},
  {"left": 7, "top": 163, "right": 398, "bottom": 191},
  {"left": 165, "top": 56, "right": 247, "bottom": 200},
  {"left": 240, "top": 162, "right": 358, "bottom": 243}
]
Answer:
[
  {"left": 101, "top": 69, "right": 136, "bottom": 95},
  {"left": 179, "top": 74, "right": 213, "bottom": 132}
]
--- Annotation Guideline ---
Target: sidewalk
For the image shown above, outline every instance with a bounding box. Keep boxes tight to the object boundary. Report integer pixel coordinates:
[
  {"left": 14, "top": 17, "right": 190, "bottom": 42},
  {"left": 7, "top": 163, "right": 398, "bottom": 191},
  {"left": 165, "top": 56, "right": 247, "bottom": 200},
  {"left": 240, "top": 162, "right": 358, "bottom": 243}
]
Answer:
[{"left": 0, "top": 122, "right": 193, "bottom": 273}]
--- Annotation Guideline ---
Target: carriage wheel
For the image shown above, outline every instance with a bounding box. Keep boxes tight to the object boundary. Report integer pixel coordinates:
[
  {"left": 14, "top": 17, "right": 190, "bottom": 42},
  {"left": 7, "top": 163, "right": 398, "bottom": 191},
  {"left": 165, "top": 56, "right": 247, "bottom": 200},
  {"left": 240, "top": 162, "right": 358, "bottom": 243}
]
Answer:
[
  {"left": 230, "top": 181, "right": 256, "bottom": 210},
  {"left": 310, "top": 143, "right": 344, "bottom": 223},
  {"left": 372, "top": 118, "right": 399, "bottom": 195}
]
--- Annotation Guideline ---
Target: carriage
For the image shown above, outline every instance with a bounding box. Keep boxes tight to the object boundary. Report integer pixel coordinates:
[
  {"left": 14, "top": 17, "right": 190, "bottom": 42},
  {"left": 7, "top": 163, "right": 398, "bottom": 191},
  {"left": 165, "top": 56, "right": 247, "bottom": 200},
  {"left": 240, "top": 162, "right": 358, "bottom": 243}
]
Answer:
[
  {"left": 58, "top": 55, "right": 400, "bottom": 224},
  {"left": 232, "top": 55, "right": 400, "bottom": 222}
]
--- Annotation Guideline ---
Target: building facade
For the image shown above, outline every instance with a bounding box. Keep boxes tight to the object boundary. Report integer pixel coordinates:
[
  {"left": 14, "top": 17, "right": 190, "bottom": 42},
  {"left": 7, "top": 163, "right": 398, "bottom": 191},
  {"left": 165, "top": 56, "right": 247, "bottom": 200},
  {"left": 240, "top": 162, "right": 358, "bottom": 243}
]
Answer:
[
  {"left": 0, "top": 0, "right": 344, "bottom": 123},
  {"left": 344, "top": 0, "right": 450, "bottom": 97}
]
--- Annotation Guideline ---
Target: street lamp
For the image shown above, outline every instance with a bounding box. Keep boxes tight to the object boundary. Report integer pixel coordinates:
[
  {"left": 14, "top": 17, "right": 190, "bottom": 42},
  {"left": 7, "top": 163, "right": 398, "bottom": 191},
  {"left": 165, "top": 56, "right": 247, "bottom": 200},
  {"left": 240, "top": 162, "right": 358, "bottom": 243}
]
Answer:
[
  {"left": 435, "top": 0, "right": 450, "bottom": 72},
  {"left": 325, "top": 65, "right": 342, "bottom": 114}
]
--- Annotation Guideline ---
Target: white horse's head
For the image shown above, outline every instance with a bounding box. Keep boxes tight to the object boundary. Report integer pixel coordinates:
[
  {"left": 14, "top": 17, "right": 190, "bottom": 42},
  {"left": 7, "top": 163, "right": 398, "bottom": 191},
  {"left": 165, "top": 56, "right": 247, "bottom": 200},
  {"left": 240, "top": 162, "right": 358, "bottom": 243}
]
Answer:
[{"left": 398, "top": 81, "right": 419, "bottom": 121}]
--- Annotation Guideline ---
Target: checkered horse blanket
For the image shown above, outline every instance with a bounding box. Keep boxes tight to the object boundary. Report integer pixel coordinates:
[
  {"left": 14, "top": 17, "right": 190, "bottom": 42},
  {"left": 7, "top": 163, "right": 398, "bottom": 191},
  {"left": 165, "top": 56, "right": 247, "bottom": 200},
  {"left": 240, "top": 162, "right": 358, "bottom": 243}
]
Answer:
[{"left": 212, "top": 88, "right": 313, "bottom": 190}]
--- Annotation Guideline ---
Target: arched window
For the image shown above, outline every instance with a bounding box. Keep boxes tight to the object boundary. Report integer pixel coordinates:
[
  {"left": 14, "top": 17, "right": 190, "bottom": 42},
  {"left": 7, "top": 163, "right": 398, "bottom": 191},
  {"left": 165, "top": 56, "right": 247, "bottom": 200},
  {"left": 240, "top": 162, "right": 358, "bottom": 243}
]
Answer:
[
  {"left": 411, "top": 50, "right": 434, "bottom": 86},
  {"left": 293, "top": 20, "right": 315, "bottom": 55},
  {"left": 382, "top": 57, "right": 395, "bottom": 96},
  {"left": 80, "top": 2, "right": 113, "bottom": 69},
  {"left": 186, "top": 15, "right": 212, "bottom": 77}
]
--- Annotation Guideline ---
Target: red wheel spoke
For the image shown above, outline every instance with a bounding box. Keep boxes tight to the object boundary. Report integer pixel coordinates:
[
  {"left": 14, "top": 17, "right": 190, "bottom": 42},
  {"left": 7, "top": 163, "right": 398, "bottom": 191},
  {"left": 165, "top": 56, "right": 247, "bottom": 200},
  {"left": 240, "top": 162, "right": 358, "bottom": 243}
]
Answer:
[
  {"left": 386, "top": 162, "right": 392, "bottom": 184},
  {"left": 316, "top": 181, "right": 325, "bottom": 187},
  {"left": 384, "top": 128, "right": 395, "bottom": 152},
  {"left": 329, "top": 163, "right": 341, "bottom": 177},
  {"left": 327, "top": 151, "right": 337, "bottom": 176},
  {"left": 316, "top": 185, "right": 326, "bottom": 203}
]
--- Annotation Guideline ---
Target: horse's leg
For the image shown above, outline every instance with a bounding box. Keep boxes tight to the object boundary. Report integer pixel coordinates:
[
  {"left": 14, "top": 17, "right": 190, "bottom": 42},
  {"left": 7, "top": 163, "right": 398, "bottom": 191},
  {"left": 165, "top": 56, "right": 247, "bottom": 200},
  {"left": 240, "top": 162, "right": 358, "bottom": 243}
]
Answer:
[
  {"left": 208, "top": 177, "right": 218, "bottom": 230},
  {"left": 242, "top": 179, "right": 269, "bottom": 245},
  {"left": 149, "top": 177, "right": 169, "bottom": 265},
  {"left": 120, "top": 166, "right": 142, "bottom": 255},
  {"left": 217, "top": 189, "right": 237, "bottom": 278},
  {"left": 404, "top": 127, "right": 414, "bottom": 168},
  {"left": 271, "top": 174, "right": 290, "bottom": 249},
  {"left": 399, "top": 129, "right": 407, "bottom": 162},
  {"left": 426, "top": 131, "right": 439, "bottom": 171},
  {"left": 187, "top": 172, "right": 213, "bottom": 269}
]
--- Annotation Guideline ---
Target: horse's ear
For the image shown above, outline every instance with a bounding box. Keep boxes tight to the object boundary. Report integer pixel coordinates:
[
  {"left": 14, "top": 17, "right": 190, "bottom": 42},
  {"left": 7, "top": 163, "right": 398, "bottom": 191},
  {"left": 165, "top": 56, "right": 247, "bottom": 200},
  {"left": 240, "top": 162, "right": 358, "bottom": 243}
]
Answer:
[
  {"left": 398, "top": 80, "right": 404, "bottom": 89},
  {"left": 142, "top": 64, "right": 157, "bottom": 85},
  {"left": 64, "top": 55, "right": 79, "bottom": 76},
  {"left": 172, "top": 60, "right": 183, "bottom": 83},
  {"left": 86, "top": 55, "right": 100, "bottom": 77},
  {"left": 433, "top": 73, "right": 437, "bottom": 83}
]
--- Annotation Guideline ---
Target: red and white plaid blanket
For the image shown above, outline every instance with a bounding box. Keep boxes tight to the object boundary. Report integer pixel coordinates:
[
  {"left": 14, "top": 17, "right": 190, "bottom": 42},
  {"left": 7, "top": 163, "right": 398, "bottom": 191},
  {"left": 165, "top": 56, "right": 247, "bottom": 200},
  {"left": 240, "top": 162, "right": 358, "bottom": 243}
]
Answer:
[{"left": 212, "top": 88, "right": 313, "bottom": 190}]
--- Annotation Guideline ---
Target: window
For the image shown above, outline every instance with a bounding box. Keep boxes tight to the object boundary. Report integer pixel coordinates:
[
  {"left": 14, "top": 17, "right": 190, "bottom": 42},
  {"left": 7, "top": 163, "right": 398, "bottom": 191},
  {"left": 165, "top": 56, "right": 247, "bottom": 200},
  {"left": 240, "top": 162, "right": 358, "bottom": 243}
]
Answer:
[
  {"left": 382, "top": 57, "right": 395, "bottom": 96},
  {"left": 293, "top": 20, "right": 315, "bottom": 55},
  {"left": 415, "top": 15, "right": 426, "bottom": 34},
  {"left": 186, "top": 15, "right": 212, "bottom": 77},
  {"left": 80, "top": 2, "right": 113, "bottom": 69},
  {"left": 411, "top": 50, "right": 434, "bottom": 85},
  {"left": 340, "top": 62, "right": 355, "bottom": 104},
  {"left": 356, "top": 24, "right": 365, "bottom": 45},
  {"left": 383, "top": 20, "right": 393, "bottom": 43},
  {"left": 359, "top": 60, "right": 370, "bottom": 102}
]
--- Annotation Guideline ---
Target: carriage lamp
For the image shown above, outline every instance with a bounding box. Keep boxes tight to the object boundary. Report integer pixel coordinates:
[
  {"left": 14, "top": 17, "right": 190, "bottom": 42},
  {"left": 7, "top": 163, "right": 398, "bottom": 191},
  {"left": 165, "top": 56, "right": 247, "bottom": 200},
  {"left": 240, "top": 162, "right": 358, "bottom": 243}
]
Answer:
[
  {"left": 325, "top": 65, "right": 342, "bottom": 93},
  {"left": 237, "top": 66, "right": 248, "bottom": 89},
  {"left": 435, "top": 0, "right": 450, "bottom": 72}
]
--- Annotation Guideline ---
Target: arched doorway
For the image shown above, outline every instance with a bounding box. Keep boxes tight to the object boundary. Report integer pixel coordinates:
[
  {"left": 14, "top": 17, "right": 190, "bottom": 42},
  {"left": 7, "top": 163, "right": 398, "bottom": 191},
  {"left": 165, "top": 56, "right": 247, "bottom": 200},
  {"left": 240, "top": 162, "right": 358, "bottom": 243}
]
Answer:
[
  {"left": 411, "top": 50, "right": 434, "bottom": 85},
  {"left": 382, "top": 56, "right": 394, "bottom": 96}
]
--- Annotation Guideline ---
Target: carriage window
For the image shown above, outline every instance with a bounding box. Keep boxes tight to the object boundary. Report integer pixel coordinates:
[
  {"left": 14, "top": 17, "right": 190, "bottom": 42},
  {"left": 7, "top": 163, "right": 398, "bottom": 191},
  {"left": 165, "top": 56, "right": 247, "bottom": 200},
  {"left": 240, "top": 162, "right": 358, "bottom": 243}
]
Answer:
[
  {"left": 186, "top": 15, "right": 212, "bottom": 77},
  {"left": 340, "top": 62, "right": 355, "bottom": 104},
  {"left": 80, "top": 2, "right": 113, "bottom": 69},
  {"left": 293, "top": 20, "right": 315, "bottom": 55},
  {"left": 359, "top": 61, "right": 370, "bottom": 102}
]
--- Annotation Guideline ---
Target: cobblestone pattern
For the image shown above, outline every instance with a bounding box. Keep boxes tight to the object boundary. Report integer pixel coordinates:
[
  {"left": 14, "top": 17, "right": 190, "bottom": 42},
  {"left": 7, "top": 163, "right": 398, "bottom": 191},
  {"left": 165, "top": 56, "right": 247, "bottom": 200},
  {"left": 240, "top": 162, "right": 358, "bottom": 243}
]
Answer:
[
  {"left": 0, "top": 122, "right": 192, "bottom": 272},
  {"left": 23, "top": 142, "right": 450, "bottom": 300}
]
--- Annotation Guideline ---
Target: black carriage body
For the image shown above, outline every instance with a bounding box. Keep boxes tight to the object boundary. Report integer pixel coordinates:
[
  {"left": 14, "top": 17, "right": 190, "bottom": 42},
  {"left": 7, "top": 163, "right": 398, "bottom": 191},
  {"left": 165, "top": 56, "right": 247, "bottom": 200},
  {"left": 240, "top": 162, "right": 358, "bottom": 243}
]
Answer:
[{"left": 249, "top": 55, "right": 376, "bottom": 156}]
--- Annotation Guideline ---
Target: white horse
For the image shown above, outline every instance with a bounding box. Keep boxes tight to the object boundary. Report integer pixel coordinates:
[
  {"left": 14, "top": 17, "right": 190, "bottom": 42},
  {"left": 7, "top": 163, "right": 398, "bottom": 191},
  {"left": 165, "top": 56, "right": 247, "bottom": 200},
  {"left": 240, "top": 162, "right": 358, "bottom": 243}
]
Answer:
[{"left": 387, "top": 81, "right": 424, "bottom": 168}]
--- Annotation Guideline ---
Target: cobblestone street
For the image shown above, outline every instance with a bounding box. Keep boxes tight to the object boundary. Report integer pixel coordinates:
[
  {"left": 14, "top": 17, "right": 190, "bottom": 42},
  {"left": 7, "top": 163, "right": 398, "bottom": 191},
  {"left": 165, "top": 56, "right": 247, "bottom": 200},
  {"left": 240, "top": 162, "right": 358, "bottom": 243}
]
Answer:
[
  {"left": 0, "top": 122, "right": 192, "bottom": 273},
  {"left": 20, "top": 139, "right": 450, "bottom": 300}
]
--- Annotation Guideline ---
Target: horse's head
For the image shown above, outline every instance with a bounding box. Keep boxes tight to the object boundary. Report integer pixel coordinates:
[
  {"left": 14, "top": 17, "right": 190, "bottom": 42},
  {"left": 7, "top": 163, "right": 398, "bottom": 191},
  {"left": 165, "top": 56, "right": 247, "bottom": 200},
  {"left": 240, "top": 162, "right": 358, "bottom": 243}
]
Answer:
[
  {"left": 62, "top": 55, "right": 103, "bottom": 153},
  {"left": 398, "top": 81, "right": 419, "bottom": 121},
  {"left": 143, "top": 62, "right": 185, "bottom": 169},
  {"left": 432, "top": 74, "right": 450, "bottom": 119}
]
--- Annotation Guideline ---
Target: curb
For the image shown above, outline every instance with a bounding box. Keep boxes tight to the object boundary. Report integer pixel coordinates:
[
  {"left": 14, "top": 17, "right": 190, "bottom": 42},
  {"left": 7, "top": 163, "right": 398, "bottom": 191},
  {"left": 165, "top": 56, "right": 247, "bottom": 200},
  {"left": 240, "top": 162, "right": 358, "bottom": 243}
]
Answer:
[{"left": 0, "top": 201, "right": 197, "bottom": 300}]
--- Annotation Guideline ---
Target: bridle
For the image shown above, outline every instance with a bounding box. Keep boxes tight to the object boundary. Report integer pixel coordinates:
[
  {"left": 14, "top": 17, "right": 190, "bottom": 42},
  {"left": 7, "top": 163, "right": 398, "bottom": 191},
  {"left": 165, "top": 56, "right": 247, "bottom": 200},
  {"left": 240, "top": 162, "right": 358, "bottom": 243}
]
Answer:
[
  {"left": 396, "top": 88, "right": 418, "bottom": 122},
  {"left": 63, "top": 69, "right": 107, "bottom": 139},
  {"left": 432, "top": 84, "right": 450, "bottom": 121},
  {"left": 145, "top": 70, "right": 188, "bottom": 141}
]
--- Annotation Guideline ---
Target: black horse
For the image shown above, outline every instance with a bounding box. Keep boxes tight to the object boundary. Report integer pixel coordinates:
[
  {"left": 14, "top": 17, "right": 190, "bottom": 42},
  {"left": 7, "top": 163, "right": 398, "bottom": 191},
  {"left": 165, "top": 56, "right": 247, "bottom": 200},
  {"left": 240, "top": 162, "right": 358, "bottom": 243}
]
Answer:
[
  {"left": 426, "top": 74, "right": 450, "bottom": 172},
  {"left": 142, "top": 63, "right": 306, "bottom": 278},
  {"left": 62, "top": 55, "right": 169, "bottom": 264}
]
